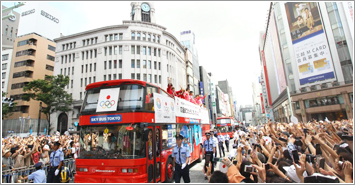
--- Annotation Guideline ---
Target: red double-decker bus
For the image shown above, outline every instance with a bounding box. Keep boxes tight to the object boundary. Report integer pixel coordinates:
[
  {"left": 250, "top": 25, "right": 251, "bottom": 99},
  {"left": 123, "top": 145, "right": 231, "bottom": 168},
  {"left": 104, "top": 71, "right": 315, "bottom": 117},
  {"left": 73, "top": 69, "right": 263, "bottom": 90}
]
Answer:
[
  {"left": 216, "top": 117, "right": 235, "bottom": 139},
  {"left": 75, "top": 79, "right": 209, "bottom": 183}
]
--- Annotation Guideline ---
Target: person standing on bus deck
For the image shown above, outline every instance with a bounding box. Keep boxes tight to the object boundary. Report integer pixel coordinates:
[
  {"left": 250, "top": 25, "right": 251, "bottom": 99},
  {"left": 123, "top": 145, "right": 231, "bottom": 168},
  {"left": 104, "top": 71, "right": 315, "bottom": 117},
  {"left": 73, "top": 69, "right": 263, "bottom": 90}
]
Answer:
[
  {"left": 47, "top": 142, "right": 64, "bottom": 183},
  {"left": 172, "top": 134, "right": 191, "bottom": 183},
  {"left": 203, "top": 132, "right": 215, "bottom": 180},
  {"left": 217, "top": 131, "right": 225, "bottom": 158},
  {"left": 224, "top": 133, "right": 230, "bottom": 152}
]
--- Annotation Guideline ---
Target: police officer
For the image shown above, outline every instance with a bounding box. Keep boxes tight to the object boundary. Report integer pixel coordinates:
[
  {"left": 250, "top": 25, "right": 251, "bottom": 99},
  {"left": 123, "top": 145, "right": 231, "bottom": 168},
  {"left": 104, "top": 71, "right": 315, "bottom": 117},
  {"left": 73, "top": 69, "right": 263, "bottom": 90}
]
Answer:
[
  {"left": 22, "top": 162, "right": 46, "bottom": 183},
  {"left": 203, "top": 132, "right": 215, "bottom": 180},
  {"left": 210, "top": 131, "right": 218, "bottom": 160},
  {"left": 172, "top": 134, "right": 190, "bottom": 183},
  {"left": 217, "top": 131, "right": 225, "bottom": 158},
  {"left": 224, "top": 133, "right": 230, "bottom": 152},
  {"left": 47, "top": 142, "right": 64, "bottom": 183}
]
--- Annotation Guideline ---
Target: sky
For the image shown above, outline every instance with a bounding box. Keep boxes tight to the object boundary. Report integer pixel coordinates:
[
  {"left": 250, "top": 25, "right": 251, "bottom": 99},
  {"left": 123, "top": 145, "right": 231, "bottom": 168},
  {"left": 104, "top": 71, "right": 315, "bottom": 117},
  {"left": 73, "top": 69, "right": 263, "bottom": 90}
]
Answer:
[{"left": 2, "top": 1, "right": 270, "bottom": 106}]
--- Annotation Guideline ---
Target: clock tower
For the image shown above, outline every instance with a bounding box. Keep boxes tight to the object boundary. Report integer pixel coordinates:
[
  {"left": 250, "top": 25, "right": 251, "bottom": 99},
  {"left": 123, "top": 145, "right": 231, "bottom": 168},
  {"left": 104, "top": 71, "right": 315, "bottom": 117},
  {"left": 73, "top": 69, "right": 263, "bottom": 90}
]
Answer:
[{"left": 130, "top": 2, "right": 156, "bottom": 23}]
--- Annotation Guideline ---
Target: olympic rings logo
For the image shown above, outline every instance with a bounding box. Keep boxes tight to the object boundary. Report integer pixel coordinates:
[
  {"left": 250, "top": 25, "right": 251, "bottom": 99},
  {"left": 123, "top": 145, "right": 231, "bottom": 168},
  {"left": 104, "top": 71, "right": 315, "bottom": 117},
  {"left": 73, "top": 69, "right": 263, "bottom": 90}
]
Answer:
[{"left": 100, "top": 95, "right": 116, "bottom": 109}]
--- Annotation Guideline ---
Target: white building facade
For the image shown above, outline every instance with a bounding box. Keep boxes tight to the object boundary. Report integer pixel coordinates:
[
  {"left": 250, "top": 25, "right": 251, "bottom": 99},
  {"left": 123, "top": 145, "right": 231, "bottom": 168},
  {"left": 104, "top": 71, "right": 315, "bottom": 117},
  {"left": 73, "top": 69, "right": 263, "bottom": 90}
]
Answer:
[
  {"left": 2, "top": 49, "right": 13, "bottom": 93},
  {"left": 50, "top": 2, "right": 186, "bottom": 133}
]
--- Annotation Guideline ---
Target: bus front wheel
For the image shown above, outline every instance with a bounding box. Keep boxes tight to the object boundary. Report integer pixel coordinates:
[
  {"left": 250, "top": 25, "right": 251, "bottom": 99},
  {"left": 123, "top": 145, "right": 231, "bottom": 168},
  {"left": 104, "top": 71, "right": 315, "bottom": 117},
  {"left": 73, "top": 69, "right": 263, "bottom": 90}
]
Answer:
[{"left": 164, "top": 157, "right": 174, "bottom": 183}]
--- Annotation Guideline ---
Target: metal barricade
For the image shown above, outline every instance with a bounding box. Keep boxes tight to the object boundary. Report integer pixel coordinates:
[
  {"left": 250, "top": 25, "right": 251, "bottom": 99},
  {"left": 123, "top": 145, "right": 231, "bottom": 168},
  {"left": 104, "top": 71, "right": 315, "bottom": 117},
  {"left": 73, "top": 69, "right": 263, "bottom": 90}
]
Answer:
[{"left": 1, "top": 158, "right": 75, "bottom": 183}]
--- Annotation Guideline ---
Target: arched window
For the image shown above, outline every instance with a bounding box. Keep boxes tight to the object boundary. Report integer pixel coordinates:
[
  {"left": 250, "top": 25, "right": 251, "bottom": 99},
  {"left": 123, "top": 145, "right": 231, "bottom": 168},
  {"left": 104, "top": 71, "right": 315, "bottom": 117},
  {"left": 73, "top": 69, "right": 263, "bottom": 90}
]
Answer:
[
  {"left": 137, "top": 32, "right": 141, "bottom": 40},
  {"left": 148, "top": 34, "right": 151, "bottom": 41},
  {"left": 152, "top": 35, "right": 155, "bottom": 42},
  {"left": 157, "top": 36, "right": 160, "bottom": 43},
  {"left": 131, "top": 32, "right": 135, "bottom": 40},
  {"left": 142, "top": 33, "right": 146, "bottom": 41}
]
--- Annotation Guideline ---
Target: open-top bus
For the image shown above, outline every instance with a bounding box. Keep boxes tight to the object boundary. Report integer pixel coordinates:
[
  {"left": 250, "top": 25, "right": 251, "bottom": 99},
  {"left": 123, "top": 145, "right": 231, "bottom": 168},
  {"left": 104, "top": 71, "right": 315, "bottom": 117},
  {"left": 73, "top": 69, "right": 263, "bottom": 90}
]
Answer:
[
  {"left": 216, "top": 117, "right": 235, "bottom": 139},
  {"left": 74, "top": 79, "right": 210, "bottom": 183}
]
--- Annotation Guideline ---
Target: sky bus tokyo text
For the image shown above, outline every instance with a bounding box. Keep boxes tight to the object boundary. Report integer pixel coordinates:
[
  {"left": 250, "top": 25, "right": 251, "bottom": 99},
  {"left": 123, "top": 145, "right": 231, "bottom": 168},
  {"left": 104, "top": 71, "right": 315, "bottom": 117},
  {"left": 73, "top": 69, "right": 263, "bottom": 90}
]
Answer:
[{"left": 75, "top": 79, "right": 210, "bottom": 183}]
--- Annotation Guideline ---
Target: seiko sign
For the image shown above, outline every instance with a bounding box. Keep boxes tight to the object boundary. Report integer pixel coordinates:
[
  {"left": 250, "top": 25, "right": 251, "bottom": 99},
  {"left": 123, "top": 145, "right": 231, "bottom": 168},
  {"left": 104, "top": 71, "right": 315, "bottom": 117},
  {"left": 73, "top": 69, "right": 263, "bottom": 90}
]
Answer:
[
  {"left": 22, "top": 9, "right": 35, "bottom": 17},
  {"left": 41, "top": 10, "right": 59, "bottom": 23}
]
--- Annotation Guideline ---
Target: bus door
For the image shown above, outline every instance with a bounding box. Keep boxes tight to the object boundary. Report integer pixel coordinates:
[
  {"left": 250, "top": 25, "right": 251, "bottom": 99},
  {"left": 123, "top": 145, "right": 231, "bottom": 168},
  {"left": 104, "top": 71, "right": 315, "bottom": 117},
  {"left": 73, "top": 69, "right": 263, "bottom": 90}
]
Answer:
[{"left": 146, "top": 126, "right": 162, "bottom": 183}]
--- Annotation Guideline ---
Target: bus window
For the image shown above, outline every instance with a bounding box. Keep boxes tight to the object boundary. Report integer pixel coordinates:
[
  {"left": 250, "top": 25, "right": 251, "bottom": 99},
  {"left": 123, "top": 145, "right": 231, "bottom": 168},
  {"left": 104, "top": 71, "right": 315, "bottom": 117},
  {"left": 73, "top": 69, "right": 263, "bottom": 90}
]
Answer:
[
  {"left": 156, "top": 128, "right": 160, "bottom": 157},
  {"left": 81, "top": 84, "right": 144, "bottom": 114},
  {"left": 79, "top": 123, "right": 146, "bottom": 159},
  {"left": 148, "top": 129, "right": 153, "bottom": 160},
  {"left": 145, "top": 86, "right": 158, "bottom": 111}
]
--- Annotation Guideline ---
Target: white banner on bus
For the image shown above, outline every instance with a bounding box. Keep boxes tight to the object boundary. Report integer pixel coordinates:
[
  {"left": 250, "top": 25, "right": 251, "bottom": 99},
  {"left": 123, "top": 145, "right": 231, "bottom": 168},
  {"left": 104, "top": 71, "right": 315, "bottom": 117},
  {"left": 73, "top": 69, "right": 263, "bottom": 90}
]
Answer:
[
  {"left": 153, "top": 93, "right": 176, "bottom": 123},
  {"left": 175, "top": 97, "right": 201, "bottom": 120},
  {"left": 96, "top": 88, "right": 120, "bottom": 112},
  {"left": 200, "top": 108, "right": 210, "bottom": 124}
]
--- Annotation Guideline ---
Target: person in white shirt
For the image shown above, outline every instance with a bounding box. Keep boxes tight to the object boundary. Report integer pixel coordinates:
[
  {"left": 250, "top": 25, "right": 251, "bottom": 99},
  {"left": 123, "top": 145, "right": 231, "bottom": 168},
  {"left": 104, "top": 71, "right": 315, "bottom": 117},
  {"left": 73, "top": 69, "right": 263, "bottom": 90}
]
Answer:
[{"left": 295, "top": 3, "right": 308, "bottom": 21}]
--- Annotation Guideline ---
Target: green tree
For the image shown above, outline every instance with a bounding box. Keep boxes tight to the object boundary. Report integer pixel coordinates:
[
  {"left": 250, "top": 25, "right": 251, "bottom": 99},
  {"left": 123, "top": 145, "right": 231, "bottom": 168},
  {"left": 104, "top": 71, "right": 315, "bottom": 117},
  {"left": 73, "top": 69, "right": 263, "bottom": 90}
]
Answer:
[
  {"left": 2, "top": 92, "right": 16, "bottom": 119},
  {"left": 23, "top": 75, "right": 73, "bottom": 134}
]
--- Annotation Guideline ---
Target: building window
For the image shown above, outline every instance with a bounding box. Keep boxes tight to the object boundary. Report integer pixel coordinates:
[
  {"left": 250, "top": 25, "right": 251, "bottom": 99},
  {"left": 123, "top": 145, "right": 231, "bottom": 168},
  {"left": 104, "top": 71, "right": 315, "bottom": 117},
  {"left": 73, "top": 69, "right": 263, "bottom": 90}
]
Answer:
[
  {"left": 93, "top": 76, "right": 96, "bottom": 82},
  {"left": 64, "top": 68, "right": 66, "bottom": 75},
  {"left": 72, "top": 67, "right": 74, "bottom": 75},
  {"left": 137, "top": 74, "right": 140, "bottom": 80},
  {"left": 143, "top": 47, "right": 146, "bottom": 55},
  {"left": 137, "top": 60, "right": 140, "bottom": 68},
  {"left": 105, "top": 35, "right": 108, "bottom": 42},
  {"left": 114, "top": 46, "right": 118, "bottom": 55},
  {"left": 2, "top": 63, "right": 7, "bottom": 70},
  {"left": 131, "top": 32, "right": 135, "bottom": 40},
  {"left": 80, "top": 92, "right": 82, "bottom": 100},
  {"left": 90, "top": 50, "right": 93, "bottom": 58},
  {"left": 154, "top": 48, "right": 156, "bottom": 56},
  {"left": 10, "top": 27, "right": 13, "bottom": 37},
  {"left": 119, "top": 60, "right": 122, "bottom": 68},
  {"left": 142, "top": 33, "right": 146, "bottom": 41},
  {"left": 73, "top": 53, "right": 75, "bottom": 62},
  {"left": 48, "top": 45, "right": 56, "bottom": 52},
  {"left": 104, "top": 61, "right": 107, "bottom": 70},
  {"left": 157, "top": 36, "right": 160, "bottom": 43},
  {"left": 154, "top": 75, "right": 157, "bottom": 83},
  {"left": 86, "top": 51, "right": 88, "bottom": 59},
  {"left": 90, "top": 64, "right": 92, "bottom": 72},
  {"left": 158, "top": 62, "right": 161, "bottom": 70},
  {"left": 5, "top": 25, "right": 8, "bottom": 35},
  {"left": 68, "top": 67, "right": 70, "bottom": 75},
  {"left": 152, "top": 35, "right": 155, "bottom": 42},
  {"left": 82, "top": 52, "right": 84, "bottom": 60},
  {"left": 108, "top": 74, "right": 111, "bottom": 80},
  {"left": 137, "top": 32, "right": 141, "bottom": 40},
  {"left": 148, "top": 47, "right": 151, "bottom": 55},
  {"left": 119, "top": 33, "right": 123, "bottom": 40},
  {"left": 61, "top": 56, "right": 63, "bottom": 64},
  {"left": 71, "top": 80, "right": 73, "bottom": 88},
  {"left": 65, "top": 55, "right": 67, "bottom": 63},
  {"left": 110, "top": 34, "right": 113, "bottom": 41},
  {"left": 114, "top": 60, "right": 117, "bottom": 69},
  {"left": 109, "top": 46, "right": 112, "bottom": 55},
  {"left": 114, "top": 34, "right": 118, "bottom": 40},
  {"left": 131, "top": 59, "right": 135, "bottom": 68},
  {"left": 119, "top": 46, "right": 123, "bottom": 55},
  {"left": 68, "top": 55, "right": 71, "bottom": 63},
  {"left": 159, "top": 75, "right": 161, "bottom": 84},
  {"left": 94, "top": 49, "right": 97, "bottom": 58},
  {"left": 119, "top": 74, "right": 122, "bottom": 79},
  {"left": 2, "top": 72, "right": 6, "bottom": 79},
  {"left": 143, "top": 60, "right": 147, "bottom": 69},
  {"left": 147, "top": 34, "right": 151, "bottom": 41},
  {"left": 47, "top": 55, "right": 55, "bottom": 61},
  {"left": 148, "top": 74, "right": 151, "bottom": 83},
  {"left": 109, "top": 60, "right": 112, "bottom": 69},
  {"left": 2, "top": 54, "right": 9, "bottom": 61},
  {"left": 349, "top": 93, "right": 353, "bottom": 103},
  {"left": 143, "top": 74, "right": 147, "bottom": 81},
  {"left": 85, "top": 64, "right": 88, "bottom": 73},
  {"left": 83, "top": 40, "right": 86, "bottom": 46},
  {"left": 148, "top": 60, "right": 151, "bottom": 69},
  {"left": 113, "top": 74, "right": 117, "bottom": 80},
  {"left": 81, "top": 65, "right": 84, "bottom": 73},
  {"left": 131, "top": 45, "right": 135, "bottom": 54},
  {"left": 137, "top": 46, "right": 140, "bottom": 54},
  {"left": 154, "top": 61, "right": 157, "bottom": 69},
  {"left": 45, "top": 65, "right": 54, "bottom": 71},
  {"left": 81, "top": 78, "right": 83, "bottom": 87},
  {"left": 104, "top": 75, "right": 106, "bottom": 81},
  {"left": 167, "top": 64, "right": 169, "bottom": 72},
  {"left": 104, "top": 47, "right": 107, "bottom": 56},
  {"left": 131, "top": 73, "right": 135, "bottom": 79},
  {"left": 94, "top": 63, "right": 96, "bottom": 71},
  {"left": 60, "top": 69, "right": 62, "bottom": 74}
]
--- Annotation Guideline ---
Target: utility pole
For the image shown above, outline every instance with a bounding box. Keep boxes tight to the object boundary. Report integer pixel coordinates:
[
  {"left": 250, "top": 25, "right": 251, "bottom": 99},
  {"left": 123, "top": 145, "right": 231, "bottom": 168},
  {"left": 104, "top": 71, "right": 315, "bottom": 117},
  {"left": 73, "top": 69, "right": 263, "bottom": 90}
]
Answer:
[
  {"left": 2, "top": 2, "right": 26, "bottom": 20},
  {"left": 37, "top": 102, "right": 42, "bottom": 136}
]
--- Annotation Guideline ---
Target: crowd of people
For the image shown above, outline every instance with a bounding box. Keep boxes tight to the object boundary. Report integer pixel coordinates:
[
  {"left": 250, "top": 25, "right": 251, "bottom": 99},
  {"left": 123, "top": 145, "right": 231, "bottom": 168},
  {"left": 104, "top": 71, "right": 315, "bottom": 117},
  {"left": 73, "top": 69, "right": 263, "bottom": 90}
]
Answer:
[
  {"left": 166, "top": 77, "right": 206, "bottom": 107},
  {"left": 203, "top": 119, "right": 353, "bottom": 183},
  {"left": 2, "top": 132, "right": 79, "bottom": 183}
]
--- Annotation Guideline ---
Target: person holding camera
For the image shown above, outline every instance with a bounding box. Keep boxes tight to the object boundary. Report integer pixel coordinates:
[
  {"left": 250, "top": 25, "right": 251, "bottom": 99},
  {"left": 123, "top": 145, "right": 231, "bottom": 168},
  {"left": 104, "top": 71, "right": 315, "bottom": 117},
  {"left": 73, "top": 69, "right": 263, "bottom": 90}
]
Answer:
[
  {"left": 203, "top": 132, "right": 215, "bottom": 180},
  {"left": 47, "top": 142, "right": 64, "bottom": 183},
  {"left": 172, "top": 134, "right": 190, "bottom": 183}
]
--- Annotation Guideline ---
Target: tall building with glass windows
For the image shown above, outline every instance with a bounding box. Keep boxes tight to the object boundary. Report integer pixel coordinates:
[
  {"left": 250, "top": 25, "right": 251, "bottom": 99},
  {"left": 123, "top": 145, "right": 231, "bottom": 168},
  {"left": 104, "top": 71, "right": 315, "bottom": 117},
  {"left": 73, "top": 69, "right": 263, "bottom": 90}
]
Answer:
[
  {"left": 260, "top": 2, "right": 353, "bottom": 123},
  {"left": 51, "top": 2, "right": 187, "bottom": 133}
]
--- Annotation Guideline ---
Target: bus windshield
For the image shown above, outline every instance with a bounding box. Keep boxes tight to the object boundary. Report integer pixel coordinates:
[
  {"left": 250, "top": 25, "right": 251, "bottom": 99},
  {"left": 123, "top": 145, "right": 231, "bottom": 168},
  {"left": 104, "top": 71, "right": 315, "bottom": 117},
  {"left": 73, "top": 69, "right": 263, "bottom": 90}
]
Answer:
[
  {"left": 81, "top": 84, "right": 145, "bottom": 114},
  {"left": 79, "top": 123, "right": 146, "bottom": 159},
  {"left": 219, "top": 126, "right": 232, "bottom": 133}
]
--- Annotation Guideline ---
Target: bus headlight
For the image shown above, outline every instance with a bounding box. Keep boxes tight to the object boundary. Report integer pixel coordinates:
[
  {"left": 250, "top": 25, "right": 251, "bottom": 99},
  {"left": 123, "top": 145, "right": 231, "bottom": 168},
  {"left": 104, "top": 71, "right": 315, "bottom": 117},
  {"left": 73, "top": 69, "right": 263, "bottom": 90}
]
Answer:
[
  {"left": 79, "top": 168, "right": 88, "bottom": 172},
  {"left": 121, "top": 169, "right": 127, "bottom": 173},
  {"left": 128, "top": 169, "right": 133, "bottom": 173}
]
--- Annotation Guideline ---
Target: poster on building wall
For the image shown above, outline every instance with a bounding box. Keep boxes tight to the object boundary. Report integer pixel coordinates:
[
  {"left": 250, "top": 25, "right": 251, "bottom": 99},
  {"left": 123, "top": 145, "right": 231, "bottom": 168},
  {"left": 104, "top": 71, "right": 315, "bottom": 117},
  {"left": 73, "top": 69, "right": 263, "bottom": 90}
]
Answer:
[
  {"left": 342, "top": 2, "right": 354, "bottom": 42},
  {"left": 285, "top": 2, "right": 336, "bottom": 86},
  {"left": 269, "top": 12, "right": 287, "bottom": 94},
  {"left": 154, "top": 93, "right": 176, "bottom": 123}
]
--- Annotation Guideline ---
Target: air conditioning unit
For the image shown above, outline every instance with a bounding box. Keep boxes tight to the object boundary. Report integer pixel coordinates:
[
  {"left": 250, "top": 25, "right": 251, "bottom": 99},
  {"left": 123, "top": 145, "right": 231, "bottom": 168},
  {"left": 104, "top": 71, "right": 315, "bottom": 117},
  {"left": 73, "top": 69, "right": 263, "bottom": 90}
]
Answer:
[
  {"left": 321, "top": 83, "right": 328, "bottom": 89},
  {"left": 311, "top": 85, "right": 317, "bottom": 91},
  {"left": 332, "top": 81, "right": 340, "bottom": 87},
  {"left": 301, "top": 87, "right": 307, "bottom": 92}
]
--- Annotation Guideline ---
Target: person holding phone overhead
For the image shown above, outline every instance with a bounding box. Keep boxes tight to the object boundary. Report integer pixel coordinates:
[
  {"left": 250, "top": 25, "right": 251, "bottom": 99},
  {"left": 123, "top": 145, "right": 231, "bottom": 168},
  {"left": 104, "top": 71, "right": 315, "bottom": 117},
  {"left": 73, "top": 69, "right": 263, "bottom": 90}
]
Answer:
[{"left": 203, "top": 132, "right": 215, "bottom": 180}]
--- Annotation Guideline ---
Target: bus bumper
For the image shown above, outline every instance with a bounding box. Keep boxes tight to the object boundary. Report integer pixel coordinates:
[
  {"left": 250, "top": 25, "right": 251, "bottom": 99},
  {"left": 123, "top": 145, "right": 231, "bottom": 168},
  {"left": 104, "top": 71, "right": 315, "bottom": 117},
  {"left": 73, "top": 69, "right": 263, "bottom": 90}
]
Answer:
[{"left": 74, "top": 174, "right": 148, "bottom": 183}]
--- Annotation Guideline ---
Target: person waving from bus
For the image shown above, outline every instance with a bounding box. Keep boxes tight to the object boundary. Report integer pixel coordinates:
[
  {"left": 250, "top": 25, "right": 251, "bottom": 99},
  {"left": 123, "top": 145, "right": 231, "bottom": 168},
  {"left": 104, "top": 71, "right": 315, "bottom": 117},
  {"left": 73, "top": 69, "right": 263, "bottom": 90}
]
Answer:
[
  {"left": 172, "top": 134, "right": 191, "bottom": 183},
  {"left": 167, "top": 77, "right": 176, "bottom": 96}
]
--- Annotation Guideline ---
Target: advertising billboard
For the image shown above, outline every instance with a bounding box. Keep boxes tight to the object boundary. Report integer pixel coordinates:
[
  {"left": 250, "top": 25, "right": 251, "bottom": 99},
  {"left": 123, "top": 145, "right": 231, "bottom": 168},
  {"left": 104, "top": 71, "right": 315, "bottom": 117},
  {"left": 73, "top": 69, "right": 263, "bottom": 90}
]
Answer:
[
  {"left": 342, "top": 2, "right": 354, "bottom": 42},
  {"left": 285, "top": 2, "right": 336, "bottom": 85},
  {"left": 269, "top": 12, "right": 287, "bottom": 94},
  {"left": 261, "top": 50, "right": 273, "bottom": 106}
]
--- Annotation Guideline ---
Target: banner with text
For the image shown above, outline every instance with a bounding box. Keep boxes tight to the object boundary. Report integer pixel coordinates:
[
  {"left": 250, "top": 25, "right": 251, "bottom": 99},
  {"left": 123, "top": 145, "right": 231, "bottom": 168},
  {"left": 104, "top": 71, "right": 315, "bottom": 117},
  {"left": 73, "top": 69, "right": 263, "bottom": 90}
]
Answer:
[
  {"left": 175, "top": 97, "right": 202, "bottom": 120},
  {"left": 285, "top": 2, "right": 336, "bottom": 85},
  {"left": 154, "top": 93, "right": 176, "bottom": 123}
]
